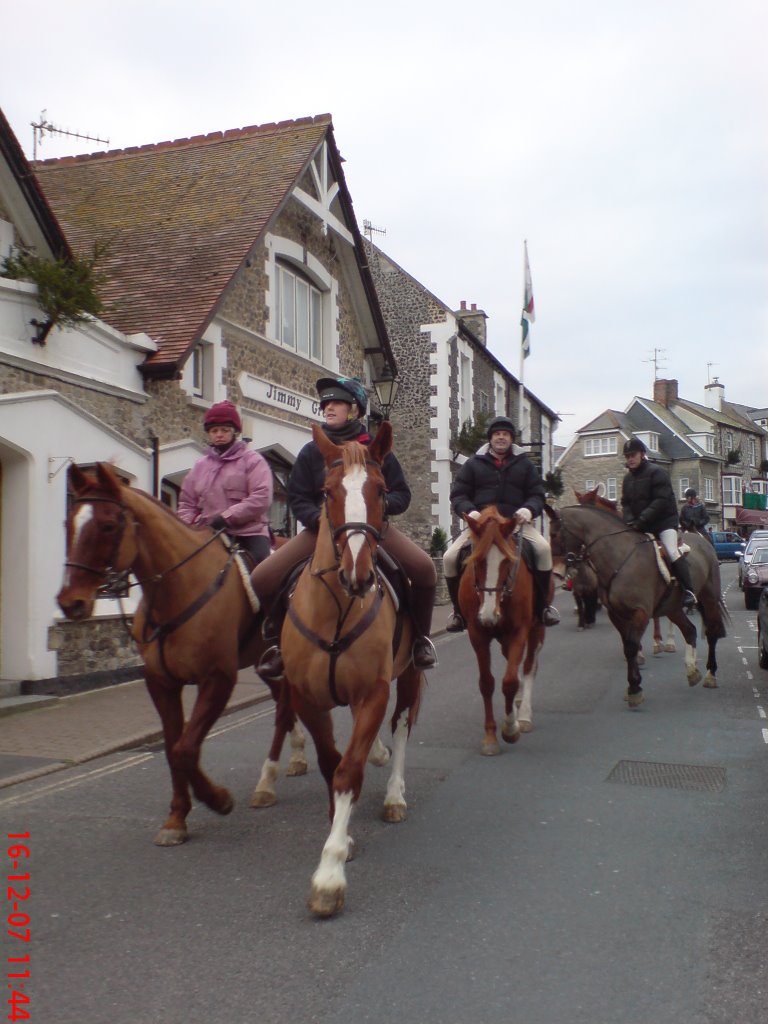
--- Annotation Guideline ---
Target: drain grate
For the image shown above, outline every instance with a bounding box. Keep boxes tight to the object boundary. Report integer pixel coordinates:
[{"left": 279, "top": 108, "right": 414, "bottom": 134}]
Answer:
[{"left": 606, "top": 759, "right": 726, "bottom": 792}]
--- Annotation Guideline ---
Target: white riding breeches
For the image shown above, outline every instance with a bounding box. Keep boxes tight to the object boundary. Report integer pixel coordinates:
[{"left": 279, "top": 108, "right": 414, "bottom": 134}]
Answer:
[
  {"left": 658, "top": 527, "right": 681, "bottom": 563},
  {"left": 443, "top": 521, "right": 553, "bottom": 578}
]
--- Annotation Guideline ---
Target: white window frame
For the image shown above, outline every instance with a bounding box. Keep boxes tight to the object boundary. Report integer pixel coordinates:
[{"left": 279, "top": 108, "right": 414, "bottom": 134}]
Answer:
[
  {"left": 265, "top": 234, "right": 336, "bottom": 369},
  {"left": 678, "top": 477, "right": 690, "bottom": 499},
  {"left": 606, "top": 477, "right": 617, "bottom": 501},
  {"left": 722, "top": 475, "right": 742, "bottom": 506},
  {"left": 584, "top": 436, "right": 617, "bottom": 457},
  {"left": 704, "top": 477, "right": 714, "bottom": 502},
  {"left": 275, "top": 260, "right": 324, "bottom": 361},
  {"left": 749, "top": 437, "right": 757, "bottom": 467}
]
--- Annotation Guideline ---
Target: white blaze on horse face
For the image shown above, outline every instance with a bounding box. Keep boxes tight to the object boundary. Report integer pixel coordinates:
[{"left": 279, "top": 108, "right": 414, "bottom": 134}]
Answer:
[
  {"left": 64, "top": 503, "right": 94, "bottom": 586},
  {"left": 342, "top": 464, "right": 369, "bottom": 587},
  {"left": 479, "top": 544, "right": 504, "bottom": 627}
]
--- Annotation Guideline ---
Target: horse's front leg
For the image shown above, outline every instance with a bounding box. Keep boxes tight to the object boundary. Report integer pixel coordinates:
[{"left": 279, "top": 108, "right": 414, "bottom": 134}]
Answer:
[
  {"left": 382, "top": 664, "right": 422, "bottom": 823},
  {"left": 144, "top": 673, "right": 192, "bottom": 846},
  {"left": 703, "top": 632, "right": 719, "bottom": 688},
  {"left": 175, "top": 670, "right": 238, "bottom": 816},
  {"left": 469, "top": 631, "right": 499, "bottom": 756},
  {"left": 498, "top": 631, "right": 527, "bottom": 742},
  {"left": 309, "top": 681, "right": 389, "bottom": 918},
  {"left": 610, "top": 610, "right": 647, "bottom": 707},
  {"left": 515, "top": 623, "right": 544, "bottom": 733},
  {"left": 251, "top": 679, "right": 307, "bottom": 809}
]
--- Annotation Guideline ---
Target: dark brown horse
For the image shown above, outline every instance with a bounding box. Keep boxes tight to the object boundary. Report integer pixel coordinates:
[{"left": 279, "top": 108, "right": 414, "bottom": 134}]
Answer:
[
  {"left": 458, "top": 506, "right": 546, "bottom": 753},
  {"left": 56, "top": 463, "right": 306, "bottom": 844},
  {"left": 280, "top": 421, "right": 423, "bottom": 917},
  {"left": 549, "top": 504, "right": 728, "bottom": 707}
]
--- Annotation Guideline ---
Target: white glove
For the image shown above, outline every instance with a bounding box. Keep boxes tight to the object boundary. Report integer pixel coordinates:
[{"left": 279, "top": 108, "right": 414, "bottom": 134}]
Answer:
[
  {"left": 515, "top": 507, "right": 533, "bottom": 524},
  {"left": 467, "top": 510, "right": 481, "bottom": 520}
]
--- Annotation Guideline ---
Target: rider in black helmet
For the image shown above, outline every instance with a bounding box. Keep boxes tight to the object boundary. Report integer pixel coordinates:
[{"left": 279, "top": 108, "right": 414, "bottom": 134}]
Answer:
[
  {"left": 442, "top": 415, "right": 560, "bottom": 630},
  {"left": 621, "top": 437, "right": 696, "bottom": 611},
  {"left": 679, "top": 486, "right": 709, "bottom": 534}
]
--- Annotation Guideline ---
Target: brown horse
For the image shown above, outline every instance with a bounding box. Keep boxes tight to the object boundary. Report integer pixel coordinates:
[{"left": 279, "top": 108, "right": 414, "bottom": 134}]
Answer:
[
  {"left": 549, "top": 504, "right": 728, "bottom": 707},
  {"left": 56, "top": 463, "right": 307, "bottom": 845},
  {"left": 280, "top": 421, "right": 423, "bottom": 918},
  {"left": 573, "top": 487, "right": 676, "bottom": 655},
  {"left": 458, "top": 506, "right": 546, "bottom": 754}
]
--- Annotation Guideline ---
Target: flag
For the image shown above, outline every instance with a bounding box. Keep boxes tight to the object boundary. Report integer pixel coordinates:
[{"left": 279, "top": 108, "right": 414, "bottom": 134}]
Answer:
[{"left": 521, "top": 241, "right": 535, "bottom": 359}]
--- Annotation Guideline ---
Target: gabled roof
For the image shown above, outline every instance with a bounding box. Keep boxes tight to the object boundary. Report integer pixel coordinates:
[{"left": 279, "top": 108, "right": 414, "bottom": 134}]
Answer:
[
  {"left": 672, "top": 396, "right": 763, "bottom": 434},
  {"left": 0, "top": 107, "right": 70, "bottom": 258},
  {"left": 577, "top": 409, "right": 632, "bottom": 434},
  {"left": 628, "top": 398, "right": 712, "bottom": 459},
  {"left": 34, "top": 116, "right": 390, "bottom": 375}
]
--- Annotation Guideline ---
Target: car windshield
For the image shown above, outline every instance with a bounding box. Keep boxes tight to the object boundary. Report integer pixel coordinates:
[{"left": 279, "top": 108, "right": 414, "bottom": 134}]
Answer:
[
  {"left": 745, "top": 533, "right": 768, "bottom": 553},
  {"left": 753, "top": 548, "right": 768, "bottom": 565}
]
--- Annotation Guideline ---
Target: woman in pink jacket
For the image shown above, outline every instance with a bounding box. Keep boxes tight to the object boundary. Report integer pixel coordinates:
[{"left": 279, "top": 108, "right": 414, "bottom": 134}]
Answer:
[{"left": 177, "top": 401, "right": 274, "bottom": 565}]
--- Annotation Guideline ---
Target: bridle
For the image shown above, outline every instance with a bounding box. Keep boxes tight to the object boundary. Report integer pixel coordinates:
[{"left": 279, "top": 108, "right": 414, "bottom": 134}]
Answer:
[
  {"left": 312, "top": 456, "right": 386, "bottom": 577},
  {"left": 472, "top": 528, "right": 523, "bottom": 601}
]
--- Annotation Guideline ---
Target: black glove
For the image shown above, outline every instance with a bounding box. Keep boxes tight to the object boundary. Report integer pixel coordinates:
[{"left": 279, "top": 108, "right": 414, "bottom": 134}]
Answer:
[
  {"left": 209, "top": 515, "right": 228, "bottom": 531},
  {"left": 633, "top": 519, "right": 648, "bottom": 532}
]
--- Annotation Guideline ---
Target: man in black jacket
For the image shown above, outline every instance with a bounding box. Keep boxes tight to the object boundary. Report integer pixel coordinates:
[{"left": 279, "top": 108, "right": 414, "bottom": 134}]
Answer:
[
  {"left": 443, "top": 416, "right": 560, "bottom": 629},
  {"left": 679, "top": 487, "right": 710, "bottom": 535},
  {"left": 621, "top": 437, "right": 696, "bottom": 610}
]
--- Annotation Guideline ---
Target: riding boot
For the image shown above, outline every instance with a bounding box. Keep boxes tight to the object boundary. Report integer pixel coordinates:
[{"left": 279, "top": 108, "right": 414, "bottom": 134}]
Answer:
[
  {"left": 533, "top": 569, "right": 560, "bottom": 626},
  {"left": 445, "top": 576, "right": 465, "bottom": 632},
  {"left": 256, "top": 609, "right": 286, "bottom": 681},
  {"left": 671, "top": 558, "right": 697, "bottom": 612},
  {"left": 409, "top": 583, "right": 438, "bottom": 669}
]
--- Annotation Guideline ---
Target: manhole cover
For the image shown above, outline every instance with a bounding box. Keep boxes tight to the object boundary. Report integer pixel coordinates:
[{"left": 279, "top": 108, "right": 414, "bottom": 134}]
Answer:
[{"left": 606, "top": 759, "right": 726, "bottom": 792}]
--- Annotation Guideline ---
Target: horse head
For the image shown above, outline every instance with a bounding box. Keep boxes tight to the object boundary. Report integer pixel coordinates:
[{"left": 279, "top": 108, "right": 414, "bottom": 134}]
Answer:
[
  {"left": 57, "top": 463, "right": 136, "bottom": 620},
  {"left": 313, "top": 421, "right": 392, "bottom": 598},
  {"left": 574, "top": 486, "right": 620, "bottom": 516},
  {"left": 463, "top": 506, "right": 520, "bottom": 628}
]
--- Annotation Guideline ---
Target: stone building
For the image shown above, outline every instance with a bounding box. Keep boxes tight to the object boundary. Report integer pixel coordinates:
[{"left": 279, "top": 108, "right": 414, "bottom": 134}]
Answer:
[
  {"left": 365, "top": 242, "right": 560, "bottom": 548},
  {"left": 1, "top": 109, "right": 396, "bottom": 689},
  {"left": 556, "top": 378, "right": 768, "bottom": 532}
]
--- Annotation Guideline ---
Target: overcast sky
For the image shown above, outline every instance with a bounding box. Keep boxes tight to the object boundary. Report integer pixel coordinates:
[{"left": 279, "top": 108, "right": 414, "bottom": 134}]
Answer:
[{"left": 3, "top": 0, "right": 766, "bottom": 445}]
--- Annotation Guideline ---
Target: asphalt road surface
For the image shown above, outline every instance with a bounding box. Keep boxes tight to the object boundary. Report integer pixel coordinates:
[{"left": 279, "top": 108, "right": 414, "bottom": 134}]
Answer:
[{"left": 3, "top": 562, "right": 767, "bottom": 1024}]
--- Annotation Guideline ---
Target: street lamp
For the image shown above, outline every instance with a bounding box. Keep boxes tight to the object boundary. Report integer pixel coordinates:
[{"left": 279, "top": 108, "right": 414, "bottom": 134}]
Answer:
[{"left": 372, "top": 366, "right": 400, "bottom": 420}]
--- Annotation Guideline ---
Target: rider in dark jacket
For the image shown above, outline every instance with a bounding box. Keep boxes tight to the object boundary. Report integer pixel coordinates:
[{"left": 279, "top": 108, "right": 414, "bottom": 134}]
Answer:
[
  {"left": 679, "top": 487, "right": 709, "bottom": 533},
  {"left": 443, "top": 416, "right": 559, "bottom": 629},
  {"left": 252, "top": 376, "right": 437, "bottom": 678},
  {"left": 621, "top": 437, "right": 696, "bottom": 610}
]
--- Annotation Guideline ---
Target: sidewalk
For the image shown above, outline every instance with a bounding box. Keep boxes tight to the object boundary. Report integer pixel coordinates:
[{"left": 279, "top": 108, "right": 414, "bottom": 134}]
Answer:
[{"left": 0, "top": 603, "right": 453, "bottom": 789}]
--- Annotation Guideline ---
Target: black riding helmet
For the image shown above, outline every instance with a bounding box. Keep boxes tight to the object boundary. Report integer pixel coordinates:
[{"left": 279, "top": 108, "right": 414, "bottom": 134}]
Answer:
[
  {"left": 486, "top": 416, "right": 516, "bottom": 440},
  {"left": 623, "top": 437, "right": 647, "bottom": 456},
  {"left": 684, "top": 487, "right": 698, "bottom": 498},
  {"left": 316, "top": 376, "right": 368, "bottom": 416}
]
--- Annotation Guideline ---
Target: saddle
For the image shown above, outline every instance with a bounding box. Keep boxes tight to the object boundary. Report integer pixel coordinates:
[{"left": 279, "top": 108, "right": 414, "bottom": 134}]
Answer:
[{"left": 646, "top": 534, "right": 691, "bottom": 584}]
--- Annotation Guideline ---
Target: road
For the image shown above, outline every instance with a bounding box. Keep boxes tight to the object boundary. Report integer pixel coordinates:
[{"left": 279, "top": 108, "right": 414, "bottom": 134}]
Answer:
[{"left": 3, "top": 562, "right": 767, "bottom": 1024}]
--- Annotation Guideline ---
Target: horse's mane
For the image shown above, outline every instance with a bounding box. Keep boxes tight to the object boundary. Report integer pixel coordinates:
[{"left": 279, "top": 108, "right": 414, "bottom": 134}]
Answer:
[
  {"left": 564, "top": 503, "right": 628, "bottom": 527},
  {"left": 341, "top": 441, "right": 369, "bottom": 470},
  {"left": 79, "top": 467, "right": 212, "bottom": 535}
]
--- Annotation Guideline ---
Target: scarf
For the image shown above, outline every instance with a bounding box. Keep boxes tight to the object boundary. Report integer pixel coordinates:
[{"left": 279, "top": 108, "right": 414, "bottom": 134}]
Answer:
[{"left": 321, "top": 419, "right": 370, "bottom": 445}]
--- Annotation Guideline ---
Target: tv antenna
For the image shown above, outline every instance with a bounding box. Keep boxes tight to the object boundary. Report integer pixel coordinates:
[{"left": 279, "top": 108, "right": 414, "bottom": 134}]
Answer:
[
  {"left": 706, "top": 361, "right": 718, "bottom": 383},
  {"left": 362, "top": 219, "right": 387, "bottom": 242},
  {"left": 31, "top": 110, "right": 109, "bottom": 159},
  {"left": 642, "top": 347, "right": 667, "bottom": 381}
]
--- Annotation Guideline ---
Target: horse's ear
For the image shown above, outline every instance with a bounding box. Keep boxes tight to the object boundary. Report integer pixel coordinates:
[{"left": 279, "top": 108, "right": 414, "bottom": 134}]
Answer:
[
  {"left": 465, "top": 513, "right": 482, "bottom": 537},
  {"left": 312, "top": 423, "right": 343, "bottom": 465},
  {"left": 368, "top": 420, "right": 392, "bottom": 463},
  {"left": 95, "top": 463, "right": 123, "bottom": 498},
  {"left": 574, "top": 488, "right": 584, "bottom": 502},
  {"left": 68, "top": 463, "right": 91, "bottom": 495}
]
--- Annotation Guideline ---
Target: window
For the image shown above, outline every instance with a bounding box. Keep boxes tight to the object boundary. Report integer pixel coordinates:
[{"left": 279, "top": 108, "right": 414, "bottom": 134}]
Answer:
[
  {"left": 275, "top": 261, "right": 323, "bottom": 360},
  {"left": 606, "top": 477, "right": 617, "bottom": 501},
  {"left": 678, "top": 477, "right": 690, "bottom": 499},
  {"left": 722, "top": 475, "right": 742, "bottom": 506},
  {"left": 726, "top": 431, "right": 734, "bottom": 451},
  {"left": 585, "top": 479, "right": 596, "bottom": 492},
  {"left": 752, "top": 480, "right": 768, "bottom": 497},
  {"left": 584, "top": 436, "right": 617, "bottom": 456},
  {"left": 749, "top": 437, "right": 757, "bottom": 467},
  {"left": 704, "top": 477, "right": 714, "bottom": 501},
  {"left": 637, "top": 431, "right": 660, "bottom": 453},
  {"left": 479, "top": 390, "right": 490, "bottom": 414}
]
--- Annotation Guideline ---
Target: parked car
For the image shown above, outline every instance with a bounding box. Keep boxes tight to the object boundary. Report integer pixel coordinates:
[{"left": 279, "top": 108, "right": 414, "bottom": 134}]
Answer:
[
  {"left": 758, "top": 587, "right": 768, "bottom": 669},
  {"left": 737, "top": 530, "right": 768, "bottom": 588},
  {"left": 743, "top": 547, "right": 768, "bottom": 610},
  {"left": 710, "top": 531, "right": 746, "bottom": 562}
]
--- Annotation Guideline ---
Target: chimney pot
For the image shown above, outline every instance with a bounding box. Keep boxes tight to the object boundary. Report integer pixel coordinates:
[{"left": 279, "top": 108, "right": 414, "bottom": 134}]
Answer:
[
  {"left": 460, "top": 300, "right": 467, "bottom": 310},
  {"left": 471, "top": 303, "right": 477, "bottom": 311}
]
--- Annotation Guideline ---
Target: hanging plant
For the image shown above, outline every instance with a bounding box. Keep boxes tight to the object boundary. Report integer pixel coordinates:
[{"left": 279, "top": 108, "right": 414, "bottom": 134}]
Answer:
[
  {"left": 543, "top": 467, "right": 565, "bottom": 499},
  {"left": 1, "top": 241, "right": 112, "bottom": 344},
  {"left": 726, "top": 447, "right": 742, "bottom": 466},
  {"left": 450, "top": 411, "right": 492, "bottom": 457},
  {"left": 429, "top": 526, "right": 449, "bottom": 557}
]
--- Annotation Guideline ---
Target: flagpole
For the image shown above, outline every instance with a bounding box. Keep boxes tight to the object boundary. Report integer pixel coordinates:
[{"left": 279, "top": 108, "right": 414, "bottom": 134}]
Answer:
[{"left": 518, "top": 240, "right": 532, "bottom": 439}]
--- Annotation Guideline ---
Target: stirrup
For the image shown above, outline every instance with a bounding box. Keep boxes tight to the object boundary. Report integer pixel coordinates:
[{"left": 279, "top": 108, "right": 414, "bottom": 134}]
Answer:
[
  {"left": 445, "top": 611, "right": 465, "bottom": 633},
  {"left": 413, "top": 636, "right": 438, "bottom": 669},
  {"left": 681, "top": 590, "right": 696, "bottom": 611},
  {"left": 257, "top": 645, "right": 285, "bottom": 681},
  {"left": 542, "top": 605, "right": 560, "bottom": 626}
]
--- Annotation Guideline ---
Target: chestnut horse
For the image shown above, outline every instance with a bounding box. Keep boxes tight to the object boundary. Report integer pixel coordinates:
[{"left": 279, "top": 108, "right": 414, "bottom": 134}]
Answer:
[
  {"left": 281, "top": 421, "right": 423, "bottom": 918},
  {"left": 458, "top": 506, "right": 546, "bottom": 754},
  {"left": 56, "top": 463, "right": 307, "bottom": 845},
  {"left": 549, "top": 504, "right": 728, "bottom": 707}
]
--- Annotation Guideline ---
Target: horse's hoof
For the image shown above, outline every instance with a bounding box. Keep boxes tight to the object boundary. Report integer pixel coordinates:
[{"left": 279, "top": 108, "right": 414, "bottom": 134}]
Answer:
[
  {"left": 577, "top": 626, "right": 584, "bottom": 632},
  {"left": 309, "top": 885, "right": 345, "bottom": 918},
  {"left": 703, "top": 673, "right": 718, "bottom": 689},
  {"left": 481, "top": 740, "right": 501, "bottom": 756},
  {"left": 213, "top": 791, "right": 234, "bottom": 816},
  {"left": 653, "top": 643, "right": 662, "bottom": 656},
  {"left": 518, "top": 720, "right": 533, "bottom": 734},
  {"left": 637, "top": 653, "right": 646, "bottom": 666},
  {"left": 382, "top": 802, "right": 407, "bottom": 823},
  {"left": 286, "top": 758, "right": 308, "bottom": 777},
  {"left": 687, "top": 669, "right": 702, "bottom": 687},
  {"left": 626, "top": 691, "right": 645, "bottom": 708},
  {"left": 663, "top": 643, "right": 676, "bottom": 653},
  {"left": 250, "top": 790, "right": 277, "bottom": 808},
  {"left": 153, "top": 827, "right": 188, "bottom": 847},
  {"left": 502, "top": 727, "right": 521, "bottom": 744}
]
